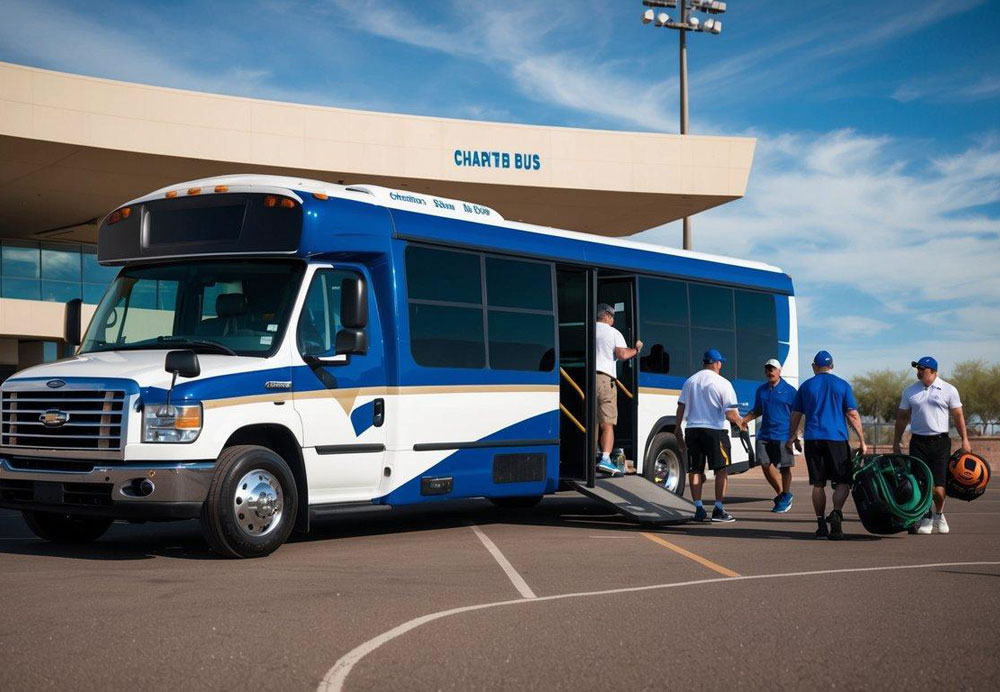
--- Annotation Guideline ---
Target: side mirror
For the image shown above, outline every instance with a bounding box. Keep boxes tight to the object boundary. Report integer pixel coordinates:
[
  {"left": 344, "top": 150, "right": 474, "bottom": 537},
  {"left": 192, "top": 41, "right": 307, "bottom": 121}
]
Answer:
[
  {"left": 335, "top": 328, "right": 368, "bottom": 355},
  {"left": 340, "top": 277, "right": 368, "bottom": 329},
  {"left": 64, "top": 298, "right": 82, "bottom": 347},
  {"left": 165, "top": 350, "right": 201, "bottom": 379}
]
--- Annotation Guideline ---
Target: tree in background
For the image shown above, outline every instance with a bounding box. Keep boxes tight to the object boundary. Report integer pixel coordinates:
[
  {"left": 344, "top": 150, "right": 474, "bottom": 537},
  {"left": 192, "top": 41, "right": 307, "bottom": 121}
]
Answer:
[
  {"left": 951, "top": 360, "right": 1000, "bottom": 435},
  {"left": 853, "top": 369, "right": 911, "bottom": 444}
]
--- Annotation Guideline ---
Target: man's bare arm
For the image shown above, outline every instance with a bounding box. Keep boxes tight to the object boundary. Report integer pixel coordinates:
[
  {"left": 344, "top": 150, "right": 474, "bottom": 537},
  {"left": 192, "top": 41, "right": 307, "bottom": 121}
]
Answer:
[
  {"left": 952, "top": 407, "right": 971, "bottom": 452},
  {"left": 846, "top": 409, "right": 868, "bottom": 455},
  {"left": 892, "top": 409, "right": 909, "bottom": 454}
]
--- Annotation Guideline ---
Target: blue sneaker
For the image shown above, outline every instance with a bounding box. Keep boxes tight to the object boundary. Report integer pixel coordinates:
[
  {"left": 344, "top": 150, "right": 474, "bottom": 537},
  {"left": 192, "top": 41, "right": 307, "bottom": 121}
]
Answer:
[
  {"left": 693, "top": 505, "right": 709, "bottom": 522},
  {"left": 773, "top": 493, "right": 793, "bottom": 513},
  {"left": 597, "top": 459, "right": 623, "bottom": 476}
]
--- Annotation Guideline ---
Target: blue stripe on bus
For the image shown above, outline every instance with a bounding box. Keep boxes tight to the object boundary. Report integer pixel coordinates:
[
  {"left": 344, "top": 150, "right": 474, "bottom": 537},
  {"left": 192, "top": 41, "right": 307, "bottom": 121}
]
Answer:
[{"left": 379, "top": 411, "right": 560, "bottom": 506}]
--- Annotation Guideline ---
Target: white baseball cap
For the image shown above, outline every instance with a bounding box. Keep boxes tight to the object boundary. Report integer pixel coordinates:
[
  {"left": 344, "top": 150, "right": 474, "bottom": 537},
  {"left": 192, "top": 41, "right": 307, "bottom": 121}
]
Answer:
[{"left": 764, "top": 359, "right": 781, "bottom": 369}]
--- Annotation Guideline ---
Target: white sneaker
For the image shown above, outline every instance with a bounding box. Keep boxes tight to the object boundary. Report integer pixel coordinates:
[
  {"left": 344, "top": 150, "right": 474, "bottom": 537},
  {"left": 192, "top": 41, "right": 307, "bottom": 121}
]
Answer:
[
  {"left": 915, "top": 517, "right": 933, "bottom": 535},
  {"left": 933, "top": 514, "right": 950, "bottom": 534}
]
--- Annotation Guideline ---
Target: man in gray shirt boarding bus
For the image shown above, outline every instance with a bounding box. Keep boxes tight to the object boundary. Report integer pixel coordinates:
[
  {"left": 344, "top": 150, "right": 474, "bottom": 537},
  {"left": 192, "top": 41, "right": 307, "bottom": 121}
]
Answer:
[{"left": 675, "top": 349, "right": 746, "bottom": 522}]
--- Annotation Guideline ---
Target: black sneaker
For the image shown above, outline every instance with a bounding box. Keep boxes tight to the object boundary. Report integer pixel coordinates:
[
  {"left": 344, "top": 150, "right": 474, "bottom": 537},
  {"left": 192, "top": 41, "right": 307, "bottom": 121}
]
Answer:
[
  {"left": 711, "top": 506, "right": 735, "bottom": 523},
  {"left": 827, "top": 509, "right": 844, "bottom": 541},
  {"left": 815, "top": 519, "right": 829, "bottom": 539}
]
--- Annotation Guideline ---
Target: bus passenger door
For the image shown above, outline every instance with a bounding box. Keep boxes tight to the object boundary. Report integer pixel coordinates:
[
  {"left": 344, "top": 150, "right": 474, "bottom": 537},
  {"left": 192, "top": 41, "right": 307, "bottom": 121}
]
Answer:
[
  {"left": 597, "top": 276, "right": 638, "bottom": 469},
  {"left": 292, "top": 264, "right": 387, "bottom": 504}
]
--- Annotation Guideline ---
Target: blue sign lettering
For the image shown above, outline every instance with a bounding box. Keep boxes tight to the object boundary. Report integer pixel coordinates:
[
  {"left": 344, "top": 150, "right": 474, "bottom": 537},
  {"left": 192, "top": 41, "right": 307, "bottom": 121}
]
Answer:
[{"left": 452, "top": 149, "right": 541, "bottom": 171}]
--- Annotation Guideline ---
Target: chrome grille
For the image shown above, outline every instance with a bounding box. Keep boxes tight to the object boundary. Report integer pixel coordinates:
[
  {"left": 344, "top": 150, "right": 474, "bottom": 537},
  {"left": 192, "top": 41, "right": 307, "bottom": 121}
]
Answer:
[{"left": 2, "top": 389, "right": 126, "bottom": 451}]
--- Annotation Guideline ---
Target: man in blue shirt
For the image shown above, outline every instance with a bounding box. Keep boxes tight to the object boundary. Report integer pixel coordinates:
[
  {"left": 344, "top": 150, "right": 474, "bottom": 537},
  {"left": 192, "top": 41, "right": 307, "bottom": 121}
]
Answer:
[
  {"left": 742, "top": 358, "right": 797, "bottom": 513},
  {"left": 786, "top": 350, "right": 868, "bottom": 540}
]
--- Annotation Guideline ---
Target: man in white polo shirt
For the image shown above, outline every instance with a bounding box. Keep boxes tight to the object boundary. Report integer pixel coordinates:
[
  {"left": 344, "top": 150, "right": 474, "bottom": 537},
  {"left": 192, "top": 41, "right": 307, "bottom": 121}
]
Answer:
[
  {"left": 675, "top": 349, "right": 747, "bottom": 522},
  {"left": 893, "top": 356, "right": 971, "bottom": 535},
  {"left": 595, "top": 303, "right": 642, "bottom": 476}
]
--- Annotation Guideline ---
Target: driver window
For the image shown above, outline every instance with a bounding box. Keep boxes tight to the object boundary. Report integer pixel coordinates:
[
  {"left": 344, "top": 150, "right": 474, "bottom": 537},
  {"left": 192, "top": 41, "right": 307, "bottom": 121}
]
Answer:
[{"left": 296, "top": 270, "right": 357, "bottom": 357}]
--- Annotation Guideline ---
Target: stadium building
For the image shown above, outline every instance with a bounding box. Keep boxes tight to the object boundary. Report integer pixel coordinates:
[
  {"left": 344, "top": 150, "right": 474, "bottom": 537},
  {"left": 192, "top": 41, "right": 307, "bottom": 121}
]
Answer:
[{"left": 0, "top": 61, "right": 755, "bottom": 377}]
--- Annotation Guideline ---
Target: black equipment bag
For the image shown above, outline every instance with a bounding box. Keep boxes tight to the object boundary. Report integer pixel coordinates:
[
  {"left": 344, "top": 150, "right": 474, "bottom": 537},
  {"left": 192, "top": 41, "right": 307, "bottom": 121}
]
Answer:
[{"left": 851, "top": 453, "right": 933, "bottom": 535}]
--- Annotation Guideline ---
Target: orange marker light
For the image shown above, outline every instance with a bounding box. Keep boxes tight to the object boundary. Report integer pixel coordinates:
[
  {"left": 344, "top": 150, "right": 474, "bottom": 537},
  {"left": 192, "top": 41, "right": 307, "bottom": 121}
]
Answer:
[
  {"left": 187, "top": 187, "right": 202, "bottom": 196},
  {"left": 312, "top": 192, "right": 329, "bottom": 200},
  {"left": 165, "top": 190, "right": 178, "bottom": 199},
  {"left": 120, "top": 207, "right": 131, "bottom": 219},
  {"left": 214, "top": 185, "right": 229, "bottom": 193},
  {"left": 280, "top": 197, "right": 295, "bottom": 209},
  {"left": 263, "top": 195, "right": 277, "bottom": 208},
  {"left": 107, "top": 206, "right": 132, "bottom": 225}
]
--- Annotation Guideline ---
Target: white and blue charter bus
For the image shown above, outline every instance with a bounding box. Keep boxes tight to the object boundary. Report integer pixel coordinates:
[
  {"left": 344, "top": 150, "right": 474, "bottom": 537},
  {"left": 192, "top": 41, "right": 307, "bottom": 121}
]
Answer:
[{"left": 0, "top": 175, "right": 797, "bottom": 557}]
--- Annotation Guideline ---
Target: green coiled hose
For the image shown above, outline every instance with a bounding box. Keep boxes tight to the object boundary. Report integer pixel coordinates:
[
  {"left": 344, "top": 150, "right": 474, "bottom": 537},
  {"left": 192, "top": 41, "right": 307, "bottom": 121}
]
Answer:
[{"left": 853, "top": 453, "right": 933, "bottom": 525}]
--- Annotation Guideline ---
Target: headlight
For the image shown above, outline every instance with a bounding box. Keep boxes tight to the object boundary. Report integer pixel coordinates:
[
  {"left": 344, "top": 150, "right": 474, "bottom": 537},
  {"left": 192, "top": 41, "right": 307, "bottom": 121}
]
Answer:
[{"left": 143, "top": 403, "right": 202, "bottom": 443}]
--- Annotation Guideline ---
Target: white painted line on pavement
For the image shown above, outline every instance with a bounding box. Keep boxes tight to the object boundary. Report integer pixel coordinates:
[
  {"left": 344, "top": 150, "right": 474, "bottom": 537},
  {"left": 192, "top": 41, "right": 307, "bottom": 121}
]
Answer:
[
  {"left": 469, "top": 524, "right": 536, "bottom": 600},
  {"left": 317, "top": 560, "right": 1000, "bottom": 692}
]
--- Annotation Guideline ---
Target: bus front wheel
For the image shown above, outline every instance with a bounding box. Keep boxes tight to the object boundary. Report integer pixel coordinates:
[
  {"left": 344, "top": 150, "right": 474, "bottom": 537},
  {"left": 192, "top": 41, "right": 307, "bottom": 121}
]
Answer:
[
  {"left": 643, "top": 432, "right": 686, "bottom": 497},
  {"left": 200, "top": 445, "right": 298, "bottom": 558}
]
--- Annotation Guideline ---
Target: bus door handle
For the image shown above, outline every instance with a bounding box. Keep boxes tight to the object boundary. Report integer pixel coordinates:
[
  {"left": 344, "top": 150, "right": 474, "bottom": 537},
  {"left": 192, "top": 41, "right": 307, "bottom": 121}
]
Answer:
[{"left": 373, "top": 398, "right": 385, "bottom": 427}]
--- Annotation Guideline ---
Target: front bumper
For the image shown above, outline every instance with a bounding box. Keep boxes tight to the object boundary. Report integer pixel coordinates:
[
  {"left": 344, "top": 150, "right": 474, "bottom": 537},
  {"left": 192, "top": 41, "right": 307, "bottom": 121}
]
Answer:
[{"left": 0, "top": 458, "right": 214, "bottom": 520}]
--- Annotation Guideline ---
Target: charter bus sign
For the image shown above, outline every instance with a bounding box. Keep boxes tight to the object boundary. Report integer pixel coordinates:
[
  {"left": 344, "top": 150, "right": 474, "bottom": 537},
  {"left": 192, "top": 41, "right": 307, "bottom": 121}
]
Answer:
[{"left": 453, "top": 148, "right": 542, "bottom": 171}]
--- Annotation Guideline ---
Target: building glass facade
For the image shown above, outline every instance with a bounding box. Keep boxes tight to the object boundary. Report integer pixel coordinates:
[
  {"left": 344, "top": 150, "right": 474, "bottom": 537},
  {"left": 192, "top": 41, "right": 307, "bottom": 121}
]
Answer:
[{"left": 1, "top": 241, "right": 117, "bottom": 304}]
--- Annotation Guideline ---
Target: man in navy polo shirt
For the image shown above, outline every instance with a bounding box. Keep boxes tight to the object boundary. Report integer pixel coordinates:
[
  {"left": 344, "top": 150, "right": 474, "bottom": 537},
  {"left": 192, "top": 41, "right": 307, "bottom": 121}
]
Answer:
[
  {"left": 786, "top": 350, "right": 868, "bottom": 540},
  {"left": 742, "top": 358, "right": 797, "bottom": 513}
]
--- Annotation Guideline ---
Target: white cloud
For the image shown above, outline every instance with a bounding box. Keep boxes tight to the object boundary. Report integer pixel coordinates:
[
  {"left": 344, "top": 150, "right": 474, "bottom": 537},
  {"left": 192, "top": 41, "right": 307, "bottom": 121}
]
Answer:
[{"left": 636, "top": 128, "right": 1000, "bottom": 377}]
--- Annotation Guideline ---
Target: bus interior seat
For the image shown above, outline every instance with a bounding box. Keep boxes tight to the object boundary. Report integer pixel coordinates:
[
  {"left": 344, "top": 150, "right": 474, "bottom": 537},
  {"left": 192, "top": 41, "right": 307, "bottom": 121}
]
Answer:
[{"left": 197, "top": 293, "right": 248, "bottom": 336}]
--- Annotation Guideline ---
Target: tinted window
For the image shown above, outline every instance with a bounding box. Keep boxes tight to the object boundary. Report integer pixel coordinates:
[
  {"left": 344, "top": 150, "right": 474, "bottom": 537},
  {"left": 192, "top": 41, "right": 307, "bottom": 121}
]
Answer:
[
  {"left": 689, "top": 284, "right": 734, "bottom": 329},
  {"left": 148, "top": 202, "right": 247, "bottom": 245},
  {"left": 735, "top": 290, "right": 778, "bottom": 379},
  {"left": 406, "top": 246, "right": 482, "bottom": 304},
  {"left": 297, "top": 270, "right": 358, "bottom": 357},
  {"left": 638, "top": 277, "right": 689, "bottom": 375},
  {"left": 41, "top": 246, "right": 81, "bottom": 282},
  {"left": 409, "top": 303, "right": 485, "bottom": 368},
  {"left": 488, "top": 311, "right": 555, "bottom": 371},
  {"left": 486, "top": 257, "right": 552, "bottom": 311},
  {"left": 2, "top": 242, "right": 39, "bottom": 279}
]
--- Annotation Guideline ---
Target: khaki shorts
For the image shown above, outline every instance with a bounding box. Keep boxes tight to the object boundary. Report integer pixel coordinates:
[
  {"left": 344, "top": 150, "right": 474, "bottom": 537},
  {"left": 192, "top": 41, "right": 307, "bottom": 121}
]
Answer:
[{"left": 597, "top": 373, "right": 617, "bottom": 425}]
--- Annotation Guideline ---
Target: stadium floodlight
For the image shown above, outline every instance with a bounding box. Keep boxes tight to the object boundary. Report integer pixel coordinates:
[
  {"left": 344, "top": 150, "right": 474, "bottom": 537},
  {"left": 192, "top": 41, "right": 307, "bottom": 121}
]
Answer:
[{"left": 637, "top": 0, "right": 728, "bottom": 251}]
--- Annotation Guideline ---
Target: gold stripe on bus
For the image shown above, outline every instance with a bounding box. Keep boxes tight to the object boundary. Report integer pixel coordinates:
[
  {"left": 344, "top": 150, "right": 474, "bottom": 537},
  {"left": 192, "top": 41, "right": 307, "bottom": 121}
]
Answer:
[{"left": 637, "top": 387, "right": 682, "bottom": 396}]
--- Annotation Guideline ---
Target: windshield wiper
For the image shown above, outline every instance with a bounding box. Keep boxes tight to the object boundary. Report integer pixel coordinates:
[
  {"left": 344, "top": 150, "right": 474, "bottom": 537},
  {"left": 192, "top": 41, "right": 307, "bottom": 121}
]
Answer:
[{"left": 156, "top": 337, "right": 239, "bottom": 356}]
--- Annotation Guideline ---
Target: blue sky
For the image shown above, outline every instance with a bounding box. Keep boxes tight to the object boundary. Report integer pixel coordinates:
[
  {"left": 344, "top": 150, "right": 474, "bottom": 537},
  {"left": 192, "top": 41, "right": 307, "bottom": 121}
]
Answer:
[{"left": 2, "top": 0, "right": 998, "bottom": 378}]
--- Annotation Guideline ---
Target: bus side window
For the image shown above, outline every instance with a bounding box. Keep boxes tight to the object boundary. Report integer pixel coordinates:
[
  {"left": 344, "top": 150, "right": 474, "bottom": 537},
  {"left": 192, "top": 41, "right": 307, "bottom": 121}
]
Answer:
[
  {"left": 297, "top": 270, "right": 354, "bottom": 357},
  {"left": 638, "top": 277, "right": 689, "bottom": 375}
]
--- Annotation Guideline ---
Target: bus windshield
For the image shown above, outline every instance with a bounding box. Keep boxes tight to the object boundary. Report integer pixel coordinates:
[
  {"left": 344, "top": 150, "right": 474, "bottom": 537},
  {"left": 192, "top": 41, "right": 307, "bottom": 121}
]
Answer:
[{"left": 81, "top": 260, "right": 305, "bottom": 357}]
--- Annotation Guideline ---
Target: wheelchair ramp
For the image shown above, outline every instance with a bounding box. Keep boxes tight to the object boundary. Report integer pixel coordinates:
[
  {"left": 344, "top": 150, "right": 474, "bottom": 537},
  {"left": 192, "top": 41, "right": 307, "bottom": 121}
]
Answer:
[{"left": 570, "top": 475, "right": 695, "bottom": 525}]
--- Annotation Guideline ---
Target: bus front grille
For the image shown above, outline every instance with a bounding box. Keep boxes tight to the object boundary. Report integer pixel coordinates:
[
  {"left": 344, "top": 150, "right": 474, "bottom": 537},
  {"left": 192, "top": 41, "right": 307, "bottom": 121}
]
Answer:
[{"left": 1, "top": 390, "right": 126, "bottom": 451}]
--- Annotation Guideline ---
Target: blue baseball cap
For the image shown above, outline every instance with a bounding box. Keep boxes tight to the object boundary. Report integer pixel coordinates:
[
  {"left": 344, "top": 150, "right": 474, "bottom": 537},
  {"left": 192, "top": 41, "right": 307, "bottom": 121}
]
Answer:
[
  {"left": 912, "top": 356, "right": 938, "bottom": 371},
  {"left": 813, "top": 350, "right": 833, "bottom": 367},
  {"left": 703, "top": 348, "right": 726, "bottom": 364}
]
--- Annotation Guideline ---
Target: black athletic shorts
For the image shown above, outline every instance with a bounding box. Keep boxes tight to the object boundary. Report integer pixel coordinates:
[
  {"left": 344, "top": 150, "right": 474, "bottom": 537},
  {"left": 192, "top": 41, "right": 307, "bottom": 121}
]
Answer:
[
  {"left": 804, "top": 439, "right": 853, "bottom": 486},
  {"left": 685, "top": 427, "right": 732, "bottom": 475},
  {"left": 908, "top": 433, "right": 950, "bottom": 487}
]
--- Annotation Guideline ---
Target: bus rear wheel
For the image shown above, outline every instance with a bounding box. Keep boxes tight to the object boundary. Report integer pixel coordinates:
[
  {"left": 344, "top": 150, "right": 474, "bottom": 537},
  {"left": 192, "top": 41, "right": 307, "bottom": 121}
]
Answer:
[
  {"left": 22, "top": 511, "right": 113, "bottom": 544},
  {"left": 644, "top": 432, "right": 686, "bottom": 496},
  {"left": 200, "top": 445, "right": 298, "bottom": 558}
]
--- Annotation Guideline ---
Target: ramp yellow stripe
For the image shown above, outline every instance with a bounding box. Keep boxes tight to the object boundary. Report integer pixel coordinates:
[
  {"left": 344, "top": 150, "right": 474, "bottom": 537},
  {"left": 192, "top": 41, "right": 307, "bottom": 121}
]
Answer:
[{"left": 641, "top": 532, "right": 740, "bottom": 577}]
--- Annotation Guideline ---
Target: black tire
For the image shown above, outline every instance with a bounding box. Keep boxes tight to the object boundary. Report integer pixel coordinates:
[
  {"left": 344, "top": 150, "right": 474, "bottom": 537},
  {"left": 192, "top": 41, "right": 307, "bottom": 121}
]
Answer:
[
  {"left": 488, "top": 496, "right": 543, "bottom": 509},
  {"left": 200, "top": 445, "right": 298, "bottom": 559},
  {"left": 643, "top": 431, "right": 687, "bottom": 496},
  {"left": 22, "top": 511, "right": 113, "bottom": 544}
]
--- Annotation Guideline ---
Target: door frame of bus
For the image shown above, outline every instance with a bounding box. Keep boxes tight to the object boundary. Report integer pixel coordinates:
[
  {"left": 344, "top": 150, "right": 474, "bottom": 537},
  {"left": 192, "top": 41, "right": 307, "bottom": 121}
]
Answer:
[
  {"left": 586, "top": 269, "right": 596, "bottom": 488},
  {"left": 596, "top": 273, "right": 639, "bottom": 474}
]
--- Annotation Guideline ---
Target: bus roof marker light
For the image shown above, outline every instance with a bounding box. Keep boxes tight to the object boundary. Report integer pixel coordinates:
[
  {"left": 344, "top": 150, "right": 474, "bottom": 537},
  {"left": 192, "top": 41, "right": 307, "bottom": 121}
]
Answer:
[
  {"left": 214, "top": 185, "right": 229, "bottom": 193},
  {"left": 264, "top": 195, "right": 277, "bottom": 208},
  {"left": 312, "top": 192, "right": 329, "bottom": 200},
  {"left": 279, "top": 198, "right": 295, "bottom": 209},
  {"left": 187, "top": 187, "right": 202, "bottom": 196},
  {"left": 107, "top": 206, "right": 131, "bottom": 225},
  {"left": 165, "top": 190, "right": 178, "bottom": 199}
]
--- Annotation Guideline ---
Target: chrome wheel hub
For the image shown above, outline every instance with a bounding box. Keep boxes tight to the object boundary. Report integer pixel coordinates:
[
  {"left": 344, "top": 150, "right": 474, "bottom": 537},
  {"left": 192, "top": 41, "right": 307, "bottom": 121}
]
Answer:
[
  {"left": 654, "top": 450, "right": 682, "bottom": 494},
  {"left": 233, "top": 469, "right": 283, "bottom": 537}
]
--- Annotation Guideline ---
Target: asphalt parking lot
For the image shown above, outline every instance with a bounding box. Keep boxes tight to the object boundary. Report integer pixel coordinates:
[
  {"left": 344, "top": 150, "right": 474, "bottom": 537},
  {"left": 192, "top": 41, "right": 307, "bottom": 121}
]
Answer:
[{"left": 1, "top": 475, "right": 998, "bottom": 691}]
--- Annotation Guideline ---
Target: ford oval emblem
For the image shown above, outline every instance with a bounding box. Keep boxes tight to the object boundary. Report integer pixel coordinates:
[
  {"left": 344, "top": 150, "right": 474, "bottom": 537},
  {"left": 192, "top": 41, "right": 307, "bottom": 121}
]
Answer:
[
  {"left": 46, "top": 379, "right": 66, "bottom": 389},
  {"left": 40, "top": 409, "right": 70, "bottom": 428}
]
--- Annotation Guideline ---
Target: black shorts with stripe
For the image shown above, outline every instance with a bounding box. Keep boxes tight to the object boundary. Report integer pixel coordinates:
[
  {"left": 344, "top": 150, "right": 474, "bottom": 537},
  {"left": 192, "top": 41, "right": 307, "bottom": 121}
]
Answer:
[{"left": 685, "top": 427, "right": 732, "bottom": 475}]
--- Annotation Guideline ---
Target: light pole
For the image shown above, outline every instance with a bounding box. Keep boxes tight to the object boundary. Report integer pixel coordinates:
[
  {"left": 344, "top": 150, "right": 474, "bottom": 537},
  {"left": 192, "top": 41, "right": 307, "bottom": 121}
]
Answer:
[{"left": 641, "top": 1, "right": 726, "bottom": 250}]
